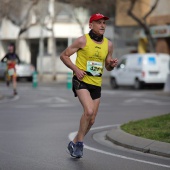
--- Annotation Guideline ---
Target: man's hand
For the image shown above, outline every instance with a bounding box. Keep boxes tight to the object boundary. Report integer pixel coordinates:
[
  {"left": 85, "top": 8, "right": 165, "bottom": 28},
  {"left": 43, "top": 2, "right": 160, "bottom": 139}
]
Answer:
[
  {"left": 109, "top": 58, "right": 118, "bottom": 68},
  {"left": 75, "top": 68, "right": 86, "bottom": 80}
]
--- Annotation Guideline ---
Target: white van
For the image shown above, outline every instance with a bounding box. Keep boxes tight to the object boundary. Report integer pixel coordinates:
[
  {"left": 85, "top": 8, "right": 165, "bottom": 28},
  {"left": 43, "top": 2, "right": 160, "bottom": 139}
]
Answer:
[{"left": 110, "top": 53, "right": 170, "bottom": 89}]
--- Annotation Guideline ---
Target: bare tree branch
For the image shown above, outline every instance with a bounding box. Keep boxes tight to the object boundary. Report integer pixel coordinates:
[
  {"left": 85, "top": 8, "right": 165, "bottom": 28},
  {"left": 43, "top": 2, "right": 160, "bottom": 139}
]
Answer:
[
  {"left": 127, "top": 0, "right": 146, "bottom": 28},
  {"left": 143, "top": 0, "right": 159, "bottom": 21},
  {"left": 126, "top": 0, "right": 159, "bottom": 52},
  {"left": 18, "top": 22, "right": 38, "bottom": 36},
  {"left": 18, "top": 0, "right": 39, "bottom": 26}
]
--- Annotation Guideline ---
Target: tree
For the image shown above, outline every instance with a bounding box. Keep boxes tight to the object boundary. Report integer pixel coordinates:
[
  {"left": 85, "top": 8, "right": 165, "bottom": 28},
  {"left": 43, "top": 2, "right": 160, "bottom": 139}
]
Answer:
[
  {"left": 71, "top": 7, "right": 89, "bottom": 35},
  {"left": 126, "top": 0, "right": 159, "bottom": 52},
  {"left": 0, "top": 0, "right": 40, "bottom": 54},
  {"left": 59, "top": 0, "right": 116, "bottom": 16},
  {"left": 0, "top": 0, "right": 39, "bottom": 35},
  {"left": 44, "top": 0, "right": 68, "bottom": 80},
  {"left": 58, "top": 0, "right": 116, "bottom": 34}
]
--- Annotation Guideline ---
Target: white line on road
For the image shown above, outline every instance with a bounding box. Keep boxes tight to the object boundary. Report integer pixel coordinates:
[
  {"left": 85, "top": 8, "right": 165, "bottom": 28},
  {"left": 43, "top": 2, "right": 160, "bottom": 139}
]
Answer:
[
  {"left": 68, "top": 125, "right": 170, "bottom": 169},
  {"left": 123, "top": 98, "right": 170, "bottom": 106},
  {"left": 36, "top": 97, "right": 68, "bottom": 104},
  {"left": 0, "top": 95, "right": 20, "bottom": 104},
  {"left": 124, "top": 98, "right": 137, "bottom": 103},
  {"left": 143, "top": 99, "right": 170, "bottom": 105}
]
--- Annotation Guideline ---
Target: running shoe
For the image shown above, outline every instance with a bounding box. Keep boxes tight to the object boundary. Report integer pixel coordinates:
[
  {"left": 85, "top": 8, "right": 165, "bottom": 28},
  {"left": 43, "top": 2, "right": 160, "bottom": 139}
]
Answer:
[
  {"left": 72, "top": 141, "right": 84, "bottom": 158},
  {"left": 67, "top": 141, "right": 75, "bottom": 157},
  {"left": 6, "top": 81, "right": 10, "bottom": 87},
  {"left": 13, "top": 90, "right": 18, "bottom": 96}
]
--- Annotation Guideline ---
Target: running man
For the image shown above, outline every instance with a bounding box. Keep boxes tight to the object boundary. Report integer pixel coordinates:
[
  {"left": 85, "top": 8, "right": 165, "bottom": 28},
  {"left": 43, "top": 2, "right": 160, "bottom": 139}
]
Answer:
[
  {"left": 60, "top": 13, "right": 118, "bottom": 158},
  {"left": 1, "top": 43, "right": 20, "bottom": 95}
]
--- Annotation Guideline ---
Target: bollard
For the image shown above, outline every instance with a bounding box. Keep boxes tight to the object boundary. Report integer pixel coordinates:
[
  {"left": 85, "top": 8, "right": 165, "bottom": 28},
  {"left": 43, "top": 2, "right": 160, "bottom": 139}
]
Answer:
[
  {"left": 32, "top": 71, "right": 38, "bottom": 88},
  {"left": 67, "top": 72, "right": 72, "bottom": 90}
]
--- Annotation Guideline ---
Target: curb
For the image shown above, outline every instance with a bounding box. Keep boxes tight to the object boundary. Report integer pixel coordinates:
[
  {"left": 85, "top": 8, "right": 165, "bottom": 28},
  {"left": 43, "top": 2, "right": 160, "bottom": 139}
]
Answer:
[{"left": 106, "top": 125, "right": 170, "bottom": 158}]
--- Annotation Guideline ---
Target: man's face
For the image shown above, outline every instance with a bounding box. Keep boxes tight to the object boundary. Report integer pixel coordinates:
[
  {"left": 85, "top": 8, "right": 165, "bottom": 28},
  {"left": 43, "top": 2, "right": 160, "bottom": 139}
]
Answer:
[{"left": 89, "top": 19, "right": 106, "bottom": 36}]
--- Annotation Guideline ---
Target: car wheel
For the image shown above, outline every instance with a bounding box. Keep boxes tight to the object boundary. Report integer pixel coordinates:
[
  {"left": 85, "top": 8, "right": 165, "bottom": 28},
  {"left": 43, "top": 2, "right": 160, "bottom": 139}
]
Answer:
[
  {"left": 134, "top": 79, "right": 143, "bottom": 89},
  {"left": 110, "top": 77, "right": 118, "bottom": 89}
]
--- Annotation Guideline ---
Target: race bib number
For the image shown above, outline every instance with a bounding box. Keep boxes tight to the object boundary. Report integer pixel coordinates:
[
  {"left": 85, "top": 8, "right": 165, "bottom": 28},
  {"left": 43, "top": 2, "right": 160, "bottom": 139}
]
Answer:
[
  {"left": 8, "top": 69, "right": 15, "bottom": 76},
  {"left": 87, "top": 61, "right": 103, "bottom": 76}
]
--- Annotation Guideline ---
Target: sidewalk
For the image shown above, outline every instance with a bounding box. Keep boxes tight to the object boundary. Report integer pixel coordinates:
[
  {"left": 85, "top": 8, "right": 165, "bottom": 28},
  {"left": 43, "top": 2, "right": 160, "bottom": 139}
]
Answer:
[{"left": 106, "top": 125, "right": 170, "bottom": 158}]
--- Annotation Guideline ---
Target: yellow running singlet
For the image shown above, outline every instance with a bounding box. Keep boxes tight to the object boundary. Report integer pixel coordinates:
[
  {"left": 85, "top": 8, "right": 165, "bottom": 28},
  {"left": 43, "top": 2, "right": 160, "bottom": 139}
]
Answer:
[{"left": 75, "top": 34, "right": 108, "bottom": 86}]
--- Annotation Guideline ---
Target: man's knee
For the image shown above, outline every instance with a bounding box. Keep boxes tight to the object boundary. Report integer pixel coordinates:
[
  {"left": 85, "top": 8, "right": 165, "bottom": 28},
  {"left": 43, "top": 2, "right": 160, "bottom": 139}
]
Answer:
[{"left": 84, "top": 108, "right": 94, "bottom": 118}]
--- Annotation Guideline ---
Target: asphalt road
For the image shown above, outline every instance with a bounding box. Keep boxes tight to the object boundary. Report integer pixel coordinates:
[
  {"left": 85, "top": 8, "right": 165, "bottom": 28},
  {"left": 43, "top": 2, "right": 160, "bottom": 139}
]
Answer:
[{"left": 0, "top": 82, "right": 170, "bottom": 170}]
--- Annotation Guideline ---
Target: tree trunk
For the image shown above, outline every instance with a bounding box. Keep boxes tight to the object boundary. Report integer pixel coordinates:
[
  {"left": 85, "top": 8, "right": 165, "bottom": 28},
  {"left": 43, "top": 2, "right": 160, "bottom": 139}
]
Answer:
[
  {"left": 38, "top": 22, "right": 44, "bottom": 81},
  {"left": 51, "top": 23, "right": 56, "bottom": 81},
  {"left": 127, "top": 0, "right": 159, "bottom": 52}
]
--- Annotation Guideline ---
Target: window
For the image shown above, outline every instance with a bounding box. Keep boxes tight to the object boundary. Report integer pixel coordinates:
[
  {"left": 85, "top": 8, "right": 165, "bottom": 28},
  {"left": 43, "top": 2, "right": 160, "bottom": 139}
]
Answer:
[{"left": 56, "top": 38, "right": 68, "bottom": 55}]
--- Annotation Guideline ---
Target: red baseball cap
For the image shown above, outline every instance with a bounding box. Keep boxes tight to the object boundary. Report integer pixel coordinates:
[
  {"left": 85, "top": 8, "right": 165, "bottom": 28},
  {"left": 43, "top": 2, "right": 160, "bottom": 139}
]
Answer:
[{"left": 89, "top": 13, "right": 109, "bottom": 23}]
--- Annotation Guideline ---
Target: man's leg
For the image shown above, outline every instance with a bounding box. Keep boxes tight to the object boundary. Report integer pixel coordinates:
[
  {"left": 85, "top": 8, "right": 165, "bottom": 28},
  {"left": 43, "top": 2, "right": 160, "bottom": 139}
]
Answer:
[
  {"left": 12, "top": 74, "right": 17, "bottom": 95},
  {"left": 73, "top": 89, "right": 95, "bottom": 143},
  {"left": 6, "top": 71, "right": 11, "bottom": 86},
  {"left": 73, "top": 95, "right": 100, "bottom": 143},
  {"left": 67, "top": 85, "right": 100, "bottom": 158},
  {"left": 84, "top": 98, "right": 100, "bottom": 136},
  {"left": 69, "top": 89, "right": 96, "bottom": 158}
]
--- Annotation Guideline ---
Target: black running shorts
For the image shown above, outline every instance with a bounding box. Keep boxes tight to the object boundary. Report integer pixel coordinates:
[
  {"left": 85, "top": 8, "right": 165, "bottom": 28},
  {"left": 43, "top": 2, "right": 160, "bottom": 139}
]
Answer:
[{"left": 72, "top": 76, "right": 101, "bottom": 100}]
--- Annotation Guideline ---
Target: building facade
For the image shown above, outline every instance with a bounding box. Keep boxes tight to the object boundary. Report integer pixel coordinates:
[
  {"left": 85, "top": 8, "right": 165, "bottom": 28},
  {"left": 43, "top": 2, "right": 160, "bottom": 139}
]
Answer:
[{"left": 150, "top": 0, "right": 170, "bottom": 54}]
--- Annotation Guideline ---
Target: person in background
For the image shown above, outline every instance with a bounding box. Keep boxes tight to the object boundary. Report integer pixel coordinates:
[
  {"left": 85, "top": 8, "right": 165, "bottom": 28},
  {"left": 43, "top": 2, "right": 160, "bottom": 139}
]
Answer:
[
  {"left": 60, "top": 13, "right": 118, "bottom": 158},
  {"left": 1, "top": 43, "right": 20, "bottom": 95}
]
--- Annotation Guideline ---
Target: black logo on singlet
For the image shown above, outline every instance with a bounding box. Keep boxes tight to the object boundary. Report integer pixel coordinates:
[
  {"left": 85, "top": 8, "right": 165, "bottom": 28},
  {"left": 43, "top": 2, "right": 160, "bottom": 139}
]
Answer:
[{"left": 95, "top": 46, "right": 101, "bottom": 49}]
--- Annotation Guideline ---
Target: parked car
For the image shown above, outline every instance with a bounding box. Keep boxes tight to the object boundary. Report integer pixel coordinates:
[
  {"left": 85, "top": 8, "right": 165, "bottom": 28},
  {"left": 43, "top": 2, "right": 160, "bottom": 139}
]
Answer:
[
  {"left": 110, "top": 53, "right": 170, "bottom": 89},
  {"left": 0, "top": 62, "right": 7, "bottom": 80},
  {"left": 0, "top": 61, "right": 35, "bottom": 82},
  {"left": 16, "top": 61, "right": 35, "bottom": 81}
]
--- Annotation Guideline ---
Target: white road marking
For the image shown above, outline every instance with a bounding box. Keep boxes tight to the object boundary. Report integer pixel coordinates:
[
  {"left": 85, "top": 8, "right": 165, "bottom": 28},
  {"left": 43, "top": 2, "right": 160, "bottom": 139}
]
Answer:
[
  {"left": 124, "top": 98, "right": 137, "bottom": 103},
  {"left": 36, "top": 97, "right": 68, "bottom": 104},
  {"left": 143, "top": 99, "right": 170, "bottom": 105},
  {"left": 0, "top": 95, "right": 20, "bottom": 103},
  {"left": 0, "top": 94, "right": 75, "bottom": 108},
  {"left": 68, "top": 125, "right": 170, "bottom": 169},
  {"left": 123, "top": 98, "right": 170, "bottom": 106},
  {"left": 47, "top": 104, "right": 75, "bottom": 108},
  {"left": 14, "top": 104, "right": 37, "bottom": 108},
  {"left": 10, "top": 95, "right": 20, "bottom": 101}
]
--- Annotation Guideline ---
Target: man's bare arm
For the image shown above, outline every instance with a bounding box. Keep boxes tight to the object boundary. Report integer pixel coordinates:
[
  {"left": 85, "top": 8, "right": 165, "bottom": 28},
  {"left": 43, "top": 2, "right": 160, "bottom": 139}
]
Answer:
[
  {"left": 105, "top": 41, "right": 118, "bottom": 71},
  {"left": 60, "top": 35, "right": 87, "bottom": 80}
]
